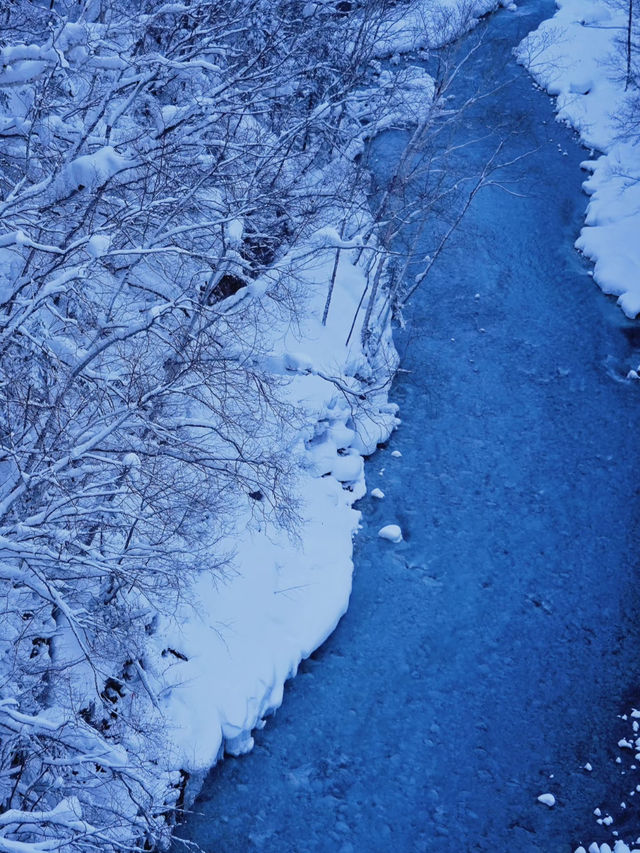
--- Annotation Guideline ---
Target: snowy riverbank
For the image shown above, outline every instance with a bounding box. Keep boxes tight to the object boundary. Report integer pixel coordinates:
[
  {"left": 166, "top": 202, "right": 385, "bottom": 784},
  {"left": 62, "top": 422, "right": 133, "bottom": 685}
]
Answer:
[
  {"left": 161, "top": 0, "right": 512, "bottom": 820},
  {"left": 171, "top": 1, "right": 640, "bottom": 848},
  {"left": 518, "top": 0, "right": 640, "bottom": 320},
  {"left": 158, "top": 225, "right": 401, "bottom": 789}
]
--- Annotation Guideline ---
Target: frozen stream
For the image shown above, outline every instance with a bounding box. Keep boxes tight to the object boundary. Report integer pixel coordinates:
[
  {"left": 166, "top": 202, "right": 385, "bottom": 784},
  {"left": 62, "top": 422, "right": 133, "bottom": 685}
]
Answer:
[{"left": 172, "top": 2, "right": 640, "bottom": 851}]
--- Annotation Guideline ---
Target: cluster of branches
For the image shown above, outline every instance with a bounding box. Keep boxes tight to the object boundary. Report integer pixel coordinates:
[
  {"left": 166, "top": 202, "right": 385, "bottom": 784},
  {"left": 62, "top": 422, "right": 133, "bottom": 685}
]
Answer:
[{"left": 0, "top": 0, "right": 422, "bottom": 848}]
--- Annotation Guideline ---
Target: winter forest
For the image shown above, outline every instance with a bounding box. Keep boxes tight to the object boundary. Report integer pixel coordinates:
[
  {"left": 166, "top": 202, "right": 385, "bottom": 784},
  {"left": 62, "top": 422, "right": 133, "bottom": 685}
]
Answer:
[{"left": 1, "top": 0, "right": 640, "bottom": 851}]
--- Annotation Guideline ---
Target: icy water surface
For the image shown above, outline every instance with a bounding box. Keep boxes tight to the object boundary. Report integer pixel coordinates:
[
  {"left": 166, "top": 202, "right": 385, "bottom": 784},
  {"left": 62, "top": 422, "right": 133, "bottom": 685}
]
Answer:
[{"left": 172, "top": 2, "right": 640, "bottom": 850}]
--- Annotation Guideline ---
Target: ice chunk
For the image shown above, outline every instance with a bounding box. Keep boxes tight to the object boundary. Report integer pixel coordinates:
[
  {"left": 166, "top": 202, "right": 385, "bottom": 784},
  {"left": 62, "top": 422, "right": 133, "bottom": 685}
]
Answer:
[
  {"left": 537, "top": 793, "right": 555, "bottom": 807},
  {"left": 584, "top": 762, "right": 593, "bottom": 771},
  {"left": 371, "top": 488, "right": 385, "bottom": 499},
  {"left": 378, "top": 524, "right": 402, "bottom": 543},
  {"left": 391, "top": 450, "right": 402, "bottom": 458}
]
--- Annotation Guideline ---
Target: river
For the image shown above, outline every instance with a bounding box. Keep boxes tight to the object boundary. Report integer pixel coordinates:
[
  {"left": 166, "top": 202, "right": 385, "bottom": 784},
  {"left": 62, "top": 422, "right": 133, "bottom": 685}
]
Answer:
[{"left": 171, "top": 2, "right": 640, "bottom": 850}]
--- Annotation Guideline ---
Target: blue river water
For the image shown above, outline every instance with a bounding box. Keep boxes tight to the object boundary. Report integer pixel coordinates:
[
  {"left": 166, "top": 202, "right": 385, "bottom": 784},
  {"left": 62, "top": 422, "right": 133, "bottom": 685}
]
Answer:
[{"left": 172, "top": 2, "right": 640, "bottom": 850}]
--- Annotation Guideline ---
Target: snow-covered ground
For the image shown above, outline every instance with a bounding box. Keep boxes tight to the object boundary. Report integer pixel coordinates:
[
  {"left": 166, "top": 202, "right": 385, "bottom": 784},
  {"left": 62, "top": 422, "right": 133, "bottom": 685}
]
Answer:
[
  {"left": 373, "top": 0, "right": 514, "bottom": 54},
  {"left": 157, "top": 234, "right": 400, "bottom": 787},
  {"left": 518, "top": 0, "right": 640, "bottom": 319}
]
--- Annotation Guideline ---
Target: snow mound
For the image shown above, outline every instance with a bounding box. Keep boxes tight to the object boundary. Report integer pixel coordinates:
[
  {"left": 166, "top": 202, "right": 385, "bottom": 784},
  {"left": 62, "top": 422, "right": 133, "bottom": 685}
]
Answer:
[
  {"left": 378, "top": 524, "right": 403, "bottom": 543},
  {"left": 517, "top": 0, "right": 640, "bottom": 318}
]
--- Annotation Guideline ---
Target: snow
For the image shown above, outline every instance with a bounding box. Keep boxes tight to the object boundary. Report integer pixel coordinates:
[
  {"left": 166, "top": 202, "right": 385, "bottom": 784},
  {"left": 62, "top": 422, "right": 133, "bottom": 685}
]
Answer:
[
  {"left": 377, "top": 524, "right": 403, "bottom": 543},
  {"left": 85, "top": 234, "right": 111, "bottom": 258},
  {"left": 157, "top": 237, "right": 400, "bottom": 775},
  {"left": 372, "top": 0, "right": 504, "bottom": 55},
  {"left": 226, "top": 218, "right": 244, "bottom": 244},
  {"left": 62, "top": 147, "right": 132, "bottom": 194},
  {"left": 517, "top": 0, "right": 640, "bottom": 318},
  {"left": 586, "top": 845, "right": 624, "bottom": 853}
]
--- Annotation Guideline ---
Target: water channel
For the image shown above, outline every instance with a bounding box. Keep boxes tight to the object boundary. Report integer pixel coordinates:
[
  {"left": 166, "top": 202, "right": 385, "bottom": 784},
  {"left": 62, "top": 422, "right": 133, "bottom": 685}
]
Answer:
[{"left": 172, "top": 2, "right": 640, "bottom": 850}]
